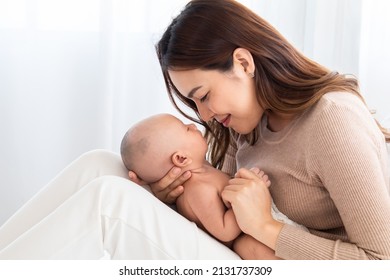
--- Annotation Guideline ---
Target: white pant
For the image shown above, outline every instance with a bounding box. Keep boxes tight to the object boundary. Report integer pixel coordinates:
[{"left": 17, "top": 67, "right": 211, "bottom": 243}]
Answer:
[{"left": 0, "top": 150, "right": 240, "bottom": 260}]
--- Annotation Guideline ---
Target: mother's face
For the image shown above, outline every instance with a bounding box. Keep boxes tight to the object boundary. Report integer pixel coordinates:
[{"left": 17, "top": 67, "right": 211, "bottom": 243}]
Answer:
[{"left": 168, "top": 65, "right": 264, "bottom": 134}]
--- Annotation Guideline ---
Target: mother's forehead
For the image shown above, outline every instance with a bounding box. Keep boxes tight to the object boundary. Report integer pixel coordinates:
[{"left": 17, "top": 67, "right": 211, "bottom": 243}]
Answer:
[{"left": 168, "top": 69, "right": 216, "bottom": 98}]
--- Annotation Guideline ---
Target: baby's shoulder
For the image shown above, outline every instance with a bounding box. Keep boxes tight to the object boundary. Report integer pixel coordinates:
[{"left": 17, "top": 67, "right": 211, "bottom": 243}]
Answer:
[
  {"left": 184, "top": 169, "right": 229, "bottom": 194},
  {"left": 184, "top": 175, "right": 216, "bottom": 192}
]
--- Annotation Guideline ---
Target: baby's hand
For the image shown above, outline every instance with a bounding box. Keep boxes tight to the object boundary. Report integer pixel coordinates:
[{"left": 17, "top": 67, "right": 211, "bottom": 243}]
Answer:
[{"left": 239, "top": 167, "right": 271, "bottom": 188}]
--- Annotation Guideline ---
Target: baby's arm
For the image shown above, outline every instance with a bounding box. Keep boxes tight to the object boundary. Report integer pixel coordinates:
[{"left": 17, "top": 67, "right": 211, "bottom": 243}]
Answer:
[
  {"left": 187, "top": 183, "right": 241, "bottom": 243},
  {"left": 234, "top": 234, "right": 281, "bottom": 260}
]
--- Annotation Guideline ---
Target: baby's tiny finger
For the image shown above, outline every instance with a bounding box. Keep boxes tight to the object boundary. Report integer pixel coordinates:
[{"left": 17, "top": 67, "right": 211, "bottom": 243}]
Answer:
[{"left": 249, "top": 167, "right": 260, "bottom": 174}]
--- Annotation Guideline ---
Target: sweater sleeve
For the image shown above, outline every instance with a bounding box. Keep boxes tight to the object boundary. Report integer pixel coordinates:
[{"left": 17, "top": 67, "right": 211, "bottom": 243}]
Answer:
[{"left": 275, "top": 94, "right": 390, "bottom": 259}]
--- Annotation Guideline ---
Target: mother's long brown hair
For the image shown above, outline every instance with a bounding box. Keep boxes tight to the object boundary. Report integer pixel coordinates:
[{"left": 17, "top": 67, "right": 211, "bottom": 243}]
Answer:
[{"left": 156, "top": 0, "right": 390, "bottom": 169}]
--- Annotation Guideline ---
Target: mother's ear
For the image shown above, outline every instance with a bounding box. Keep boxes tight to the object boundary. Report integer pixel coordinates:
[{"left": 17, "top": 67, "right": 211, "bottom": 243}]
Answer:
[
  {"left": 172, "top": 152, "right": 192, "bottom": 167},
  {"left": 232, "top": 47, "right": 255, "bottom": 77}
]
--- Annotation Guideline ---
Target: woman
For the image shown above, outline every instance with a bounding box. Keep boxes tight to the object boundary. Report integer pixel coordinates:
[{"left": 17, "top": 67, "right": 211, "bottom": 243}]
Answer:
[
  {"left": 1, "top": 0, "right": 389, "bottom": 260},
  {"left": 130, "top": 0, "right": 390, "bottom": 259}
]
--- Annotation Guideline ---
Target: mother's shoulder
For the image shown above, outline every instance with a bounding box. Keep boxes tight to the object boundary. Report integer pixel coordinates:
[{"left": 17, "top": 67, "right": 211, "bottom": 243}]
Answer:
[{"left": 318, "top": 91, "right": 364, "bottom": 108}]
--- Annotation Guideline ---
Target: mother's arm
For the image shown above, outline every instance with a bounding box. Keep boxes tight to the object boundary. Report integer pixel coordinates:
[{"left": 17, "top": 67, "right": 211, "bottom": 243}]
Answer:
[{"left": 303, "top": 103, "right": 390, "bottom": 259}]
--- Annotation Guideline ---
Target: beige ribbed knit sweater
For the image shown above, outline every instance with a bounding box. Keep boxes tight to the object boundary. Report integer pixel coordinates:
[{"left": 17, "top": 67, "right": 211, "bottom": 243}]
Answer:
[{"left": 222, "top": 92, "right": 390, "bottom": 259}]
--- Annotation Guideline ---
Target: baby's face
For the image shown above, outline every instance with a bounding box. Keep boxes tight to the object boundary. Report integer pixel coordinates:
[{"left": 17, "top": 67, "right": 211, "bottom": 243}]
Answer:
[
  {"left": 158, "top": 115, "right": 208, "bottom": 163},
  {"left": 129, "top": 114, "right": 208, "bottom": 183}
]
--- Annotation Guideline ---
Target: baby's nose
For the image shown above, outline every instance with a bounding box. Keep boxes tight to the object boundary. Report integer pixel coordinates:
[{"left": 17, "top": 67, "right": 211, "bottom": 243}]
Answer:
[{"left": 188, "top": 124, "right": 198, "bottom": 131}]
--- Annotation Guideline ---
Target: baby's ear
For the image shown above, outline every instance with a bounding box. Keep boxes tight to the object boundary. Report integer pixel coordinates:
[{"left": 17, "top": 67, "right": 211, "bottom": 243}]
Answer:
[{"left": 172, "top": 152, "right": 192, "bottom": 167}]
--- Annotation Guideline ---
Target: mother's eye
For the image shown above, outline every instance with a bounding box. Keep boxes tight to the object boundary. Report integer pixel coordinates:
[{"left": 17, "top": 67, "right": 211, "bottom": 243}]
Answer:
[{"left": 200, "top": 91, "right": 210, "bottom": 103}]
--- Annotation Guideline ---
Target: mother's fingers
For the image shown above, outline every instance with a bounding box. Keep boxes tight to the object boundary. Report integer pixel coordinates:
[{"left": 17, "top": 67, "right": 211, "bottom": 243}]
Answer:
[
  {"left": 223, "top": 179, "right": 259, "bottom": 202},
  {"left": 227, "top": 177, "right": 255, "bottom": 187},
  {"left": 152, "top": 167, "right": 182, "bottom": 192},
  {"left": 221, "top": 188, "right": 238, "bottom": 204},
  {"left": 128, "top": 170, "right": 148, "bottom": 186},
  {"left": 150, "top": 168, "right": 191, "bottom": 203},
  {"left": 164, "top": 185, "right": 184, "bottom": 203}
]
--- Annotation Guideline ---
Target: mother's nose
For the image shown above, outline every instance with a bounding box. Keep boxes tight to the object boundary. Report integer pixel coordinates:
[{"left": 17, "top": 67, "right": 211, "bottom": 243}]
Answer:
[{"left": 197, "top": 104, "right": 215, "bottom": 122}]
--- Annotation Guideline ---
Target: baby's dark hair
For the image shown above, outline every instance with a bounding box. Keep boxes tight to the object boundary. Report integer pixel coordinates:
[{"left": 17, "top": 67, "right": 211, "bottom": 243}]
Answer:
[
  {"left": 120, "top": 130, "right": 150, "bottom": 173},
  {"left": 120, "top": 130, "right": 133, "bottom": 171},
  {"left": 120, "top": 120, "right": 170, "bottom": 184}
]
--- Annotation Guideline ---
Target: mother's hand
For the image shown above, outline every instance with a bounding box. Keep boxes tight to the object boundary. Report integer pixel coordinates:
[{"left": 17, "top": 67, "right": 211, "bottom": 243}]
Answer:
[
  {"left": 222, "top": 168, "right": 283, "bottom": 249},
  {"left": 128, "top": 167, "right": 191, "bottom": 204}
]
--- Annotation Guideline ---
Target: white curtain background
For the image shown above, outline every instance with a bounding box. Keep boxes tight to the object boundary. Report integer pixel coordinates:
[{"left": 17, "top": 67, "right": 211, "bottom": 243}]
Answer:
[{"left": 0, "top": 0, "right": 389, "bottom": 225}]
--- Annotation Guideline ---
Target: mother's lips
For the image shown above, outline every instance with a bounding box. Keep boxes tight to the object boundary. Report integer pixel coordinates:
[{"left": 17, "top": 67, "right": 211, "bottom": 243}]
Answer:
[{"left": 216, "top": 115, "right": 231, "bottom": 127}]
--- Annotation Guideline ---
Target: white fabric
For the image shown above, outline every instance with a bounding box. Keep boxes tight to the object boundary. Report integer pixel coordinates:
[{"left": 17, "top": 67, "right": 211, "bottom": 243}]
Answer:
[
  {"left": 0, "top": 150, "right": 239, "bottom": 260},
  {"left": 271, "top": 203, "right": 308, "bottom": 232}
]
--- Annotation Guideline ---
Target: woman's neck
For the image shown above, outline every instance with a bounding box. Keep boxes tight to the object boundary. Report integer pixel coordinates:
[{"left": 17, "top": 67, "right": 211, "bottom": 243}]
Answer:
[{"left": 266, "top": 111, "right": 297, "bottom": 132}]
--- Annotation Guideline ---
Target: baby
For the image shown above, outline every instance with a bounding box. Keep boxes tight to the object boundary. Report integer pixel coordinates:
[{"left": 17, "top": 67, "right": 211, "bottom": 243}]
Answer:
[{"left": 120, "top": 113, "right": 305, "bottom": 259}]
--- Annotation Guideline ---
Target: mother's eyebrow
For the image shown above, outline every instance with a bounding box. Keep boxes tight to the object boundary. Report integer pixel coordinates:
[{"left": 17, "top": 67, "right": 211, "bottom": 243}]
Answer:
[{"left": 187, "top": 86, "right": 203, "bottom": 98}]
